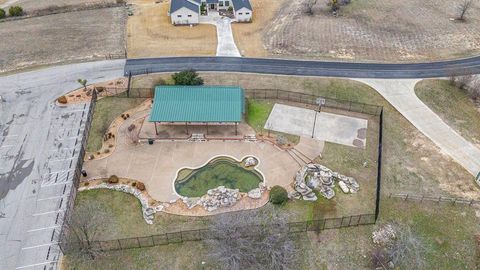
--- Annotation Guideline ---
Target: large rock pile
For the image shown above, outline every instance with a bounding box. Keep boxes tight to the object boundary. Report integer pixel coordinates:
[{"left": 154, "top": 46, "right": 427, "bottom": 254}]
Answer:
[
  {"left": 289, "top": 164, "right": 359, "bottom": 201},
  {"left": 198, "top": 186, "right": 240, "bottom": 212}
]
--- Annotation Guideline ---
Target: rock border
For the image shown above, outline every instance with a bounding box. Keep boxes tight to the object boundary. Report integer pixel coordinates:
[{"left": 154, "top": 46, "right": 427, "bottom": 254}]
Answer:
[{"left": 79, "top": 179, "right": 163, "bottom": 224}]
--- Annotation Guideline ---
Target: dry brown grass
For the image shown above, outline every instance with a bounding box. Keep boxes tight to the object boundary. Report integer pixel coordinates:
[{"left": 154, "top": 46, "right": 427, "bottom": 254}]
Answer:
[
  {"left": 127, "top": 0, "right": 217, "bottom": 58},
  {"left": 231, "top": 0, "right": 285, "bottom": 57},
  {"left": 264, "top": 0, "right": 480, "bottom": 62},
  {"left": 0, "top": 7, "right": 126, "bottom": 73}
]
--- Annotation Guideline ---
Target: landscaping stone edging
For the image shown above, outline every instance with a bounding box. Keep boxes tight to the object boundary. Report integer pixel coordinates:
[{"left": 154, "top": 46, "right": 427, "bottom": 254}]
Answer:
[{"left": 79, "top": 182, "right": 163, "bottom": 224}]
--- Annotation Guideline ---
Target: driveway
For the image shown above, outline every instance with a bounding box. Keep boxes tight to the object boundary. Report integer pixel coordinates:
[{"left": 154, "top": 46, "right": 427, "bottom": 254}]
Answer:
[
  {"left": 200, "top": 13, "right": 241, "bottom": 57},
  {"left": 357, "top": 79, "right": 480, "bottom": 176},
  {"left": 0, "top": 60, "right": 125, "bottom": 270}
]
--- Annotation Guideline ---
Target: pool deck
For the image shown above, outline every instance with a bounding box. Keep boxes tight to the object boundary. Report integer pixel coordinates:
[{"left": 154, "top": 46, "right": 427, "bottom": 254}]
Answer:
[{"left": 83, "top": 139, "right": 323, "bottom": 202}]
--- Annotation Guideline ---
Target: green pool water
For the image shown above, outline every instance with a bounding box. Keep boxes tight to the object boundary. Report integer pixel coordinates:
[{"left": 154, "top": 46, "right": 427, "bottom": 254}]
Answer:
[{"left": 174, "top": 156, "right": 263, "bottom": 198}]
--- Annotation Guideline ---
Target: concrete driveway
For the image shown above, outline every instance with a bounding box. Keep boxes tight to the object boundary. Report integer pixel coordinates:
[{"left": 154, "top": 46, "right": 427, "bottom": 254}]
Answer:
[
  {"left": 0, "top": 60, "right": 125, "bottom": 270},
  {"left": 357, "top": 79, "right": 480, "bottom": 176},
  {"left": 200, "top": 13, "right": 241, "bottom": 57}
]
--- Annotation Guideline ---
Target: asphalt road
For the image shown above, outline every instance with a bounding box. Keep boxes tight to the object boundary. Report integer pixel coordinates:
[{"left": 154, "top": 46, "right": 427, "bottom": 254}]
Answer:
[
  {"left": 124, "top": 56, "right": 480, "bottom": 78},
  {"left": 0, "top": 60, "right": 125, "bottom": 270}
]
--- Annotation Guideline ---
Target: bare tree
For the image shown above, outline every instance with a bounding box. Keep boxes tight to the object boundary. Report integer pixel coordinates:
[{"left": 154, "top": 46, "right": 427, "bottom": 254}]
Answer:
[
  {"left": 467, "top": 78, "right": 480, "bottom": 100},
  {"left": 371, "top": 223, "right": 425, "bottom": 269},
  {"left": 60, "top": 200, "right": 113, "bottom": 263},
  {"left": 304, "top": 0, "right": 317, "bottom": 15},
  {"left": 456, "top": 0, "right": 474, "bottom": 21},
  {"left": 456, "top": 74, "right": 476, "bottom": 90},
  {"left": 205, "top": 210, "right": 298, "bottom": 270}
]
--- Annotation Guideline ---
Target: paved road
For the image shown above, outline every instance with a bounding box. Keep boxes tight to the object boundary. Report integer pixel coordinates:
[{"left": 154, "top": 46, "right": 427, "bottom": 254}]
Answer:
[
  {"left": 0, "top": 60, "right": 125, "bottom": 270},
  {"left": 356, "top": 79, "right": 480, "bottom": 176},
  {"left": 124, "top": 56, "right": 480, "bottom": 78}
]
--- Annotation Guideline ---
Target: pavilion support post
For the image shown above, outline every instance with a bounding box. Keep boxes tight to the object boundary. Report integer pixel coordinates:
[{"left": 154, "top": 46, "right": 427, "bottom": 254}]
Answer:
[
  {"left": 185, "top": 122, "right": 189, "bottom": 135},
  {"left": 155, "top": 122, "right": 159, "bottom": 135},
  {"left": 206, "top": 122, "right": 208, "bottom": 135},
  {"left": 235, "top": 122, "right": 238, "bottom": 136}
]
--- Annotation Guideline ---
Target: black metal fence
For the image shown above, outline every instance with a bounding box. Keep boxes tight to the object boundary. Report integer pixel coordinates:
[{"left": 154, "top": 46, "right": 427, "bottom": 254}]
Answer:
[
  {"left": 60, "top": 213, "right": 375, "bottom": 253},
  {"left": 244, "top": 89, "right": 383, "bottom": 116},
  {"left": 389, "top": 193, "right": 480, "bottom": 206},
  {"left": 94, "top": 86, "right": 383, "bottom": 116},
  {"left": 58, "top": 86, "right": 385, "bottom": 254},
  {"left": 57, "top": 90, "right": 97, "bottom": 253},
  {"left": 375, "top": 108, "right": 384, "bottom": 221}
]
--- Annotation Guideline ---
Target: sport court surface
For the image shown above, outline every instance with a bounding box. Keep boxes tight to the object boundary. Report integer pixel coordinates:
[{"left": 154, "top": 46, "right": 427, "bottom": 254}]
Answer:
[{"left": 265, "top": 104, "right": 368, "bottom": 148}]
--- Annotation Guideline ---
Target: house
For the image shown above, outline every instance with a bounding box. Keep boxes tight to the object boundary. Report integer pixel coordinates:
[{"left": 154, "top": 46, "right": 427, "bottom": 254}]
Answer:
[{"left": 169, "top": 0, "right": 252, "bottom": 25}]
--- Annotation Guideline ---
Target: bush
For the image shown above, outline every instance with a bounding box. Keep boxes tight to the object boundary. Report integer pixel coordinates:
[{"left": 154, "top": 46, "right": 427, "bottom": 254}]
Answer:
[
  {"left": 269, "top": 186, "right": 288, "bottom": 205},
  {"left": 172, "top": 69, "right": 204, "bottom": 85},
  {"left": 57, "top": 96, "right": 68, "bottom": 104},
  {"left": 108, "top": 175, "right": 119, "bottom": 184},
  {"left": 9, "top": 6, "right": 23, "bottom": 17},
  {"left": 0, "top": 8, "right": 5, "bottom": 19},
  {"left": 136, "top": 182, "right": 146, "bottom": 191}
]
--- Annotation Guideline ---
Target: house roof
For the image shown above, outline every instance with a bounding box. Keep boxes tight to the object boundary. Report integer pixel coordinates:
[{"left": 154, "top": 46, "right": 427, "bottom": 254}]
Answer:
[
  {"left": 232, "top": 0, "right": 252, "bottom": 10},
  {"left": 170, "top": 0, "right": 199, "bottom": 14},
  {"left": 206, "top": 0, "right": 218, "bottom": 4},
  {"left": 150, "top": 86, "right": 244, "bottom": 123}
]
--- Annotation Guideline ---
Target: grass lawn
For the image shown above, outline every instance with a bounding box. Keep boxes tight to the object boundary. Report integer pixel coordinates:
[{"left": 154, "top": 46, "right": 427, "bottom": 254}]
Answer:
[
  {"left": 86, "top": 97, "right": 146, "bottom": 152},
  {"left": 65, "top": 190, "right": 480, "bottom": 269},
  {"left": 246, "top": 99, "right": 273, "bottom": 131},
  {"left": 415, "top": 79, "right": 480, "bottom": 145}
]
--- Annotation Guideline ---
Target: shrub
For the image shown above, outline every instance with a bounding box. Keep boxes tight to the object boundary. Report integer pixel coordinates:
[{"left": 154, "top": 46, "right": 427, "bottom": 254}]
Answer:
[
  {"left": 136, "top": 182, "right": 145, "bottom": 191},
  {"left": 0, "top": 8, "right": 5, "bottom": 19},
  {"left": 104, "top": 149, "right": 110, "bottom": 154},
  {"left": 131, "top": 182, "right": 137, "bottom": 187},
  {"left": 155, "top": 78, "right": 167, "bottom": 85},
  {"left": 57, "top": 96, "right": 68, "bottom": 104},
  {"left": 172, "top": 69, "right": 204, "bottom": 85},
  {"left": 269, "top": 186, "right": 288, "bottom": 205},
  {"left": 108, "top": 175, "right": 119, "bottom": 184},
  {"left": 9, "top": 6, "right": 23, "bottom": 16}
]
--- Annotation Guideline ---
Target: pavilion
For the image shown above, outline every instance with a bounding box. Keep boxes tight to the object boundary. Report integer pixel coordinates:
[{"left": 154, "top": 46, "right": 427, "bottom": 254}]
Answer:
[{"left": 149, "top": 85, "right": 245, "bottom": 136}]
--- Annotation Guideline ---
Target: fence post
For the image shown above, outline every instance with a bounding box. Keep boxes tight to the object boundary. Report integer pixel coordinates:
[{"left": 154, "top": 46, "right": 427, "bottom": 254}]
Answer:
[
  {"left": 137, "top": 237, "right": 141, "bottom": 248},
  {"left": 470, "top": 200, "right": 474, "bottom": 206},
  {"left": 405, "top": 194, "right": 408, "bottom": 201},
  {"left": 127, "top": 72, "right": 132, "bottom": 98},
  {"left": 117, "top": 239, "right": 122, "bottom": 250},
  {"left": 438, "top": 196, "right": 441, "bottom": 203}
]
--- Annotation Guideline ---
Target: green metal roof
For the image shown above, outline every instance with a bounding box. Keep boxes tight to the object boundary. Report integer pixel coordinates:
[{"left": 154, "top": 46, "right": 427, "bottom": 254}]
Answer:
[{"left": 150, "top": 86, "right": 244, "bottom": 123}]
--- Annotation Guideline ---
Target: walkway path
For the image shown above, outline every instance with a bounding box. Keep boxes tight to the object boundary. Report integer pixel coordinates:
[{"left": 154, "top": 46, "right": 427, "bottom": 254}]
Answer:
[
  {"left": 199, "top": 12, "right": 241, "bottom": 57},
  {"left": 356, "top": 79, "right": 480, "bottom": 176}
]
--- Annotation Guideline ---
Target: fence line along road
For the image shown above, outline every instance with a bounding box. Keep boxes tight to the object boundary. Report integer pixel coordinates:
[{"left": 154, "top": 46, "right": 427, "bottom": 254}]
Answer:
[
  {"left": 124, "top": 56, "right": 480, "bottom": 79},
  {"left": 389, "top": 193, "right": 480, "bottom": 206},
  {"left": 60, "top": 213, "right": 376, "bottom": 253},
  {"left": 95, "top": 87, "right": 383, "bottom": 116}
]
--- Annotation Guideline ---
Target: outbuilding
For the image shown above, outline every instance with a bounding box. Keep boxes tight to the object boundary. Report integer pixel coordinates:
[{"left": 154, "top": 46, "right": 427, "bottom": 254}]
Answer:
[{"left": 150, "top": 86, "right": 245, "bottom": 135}]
